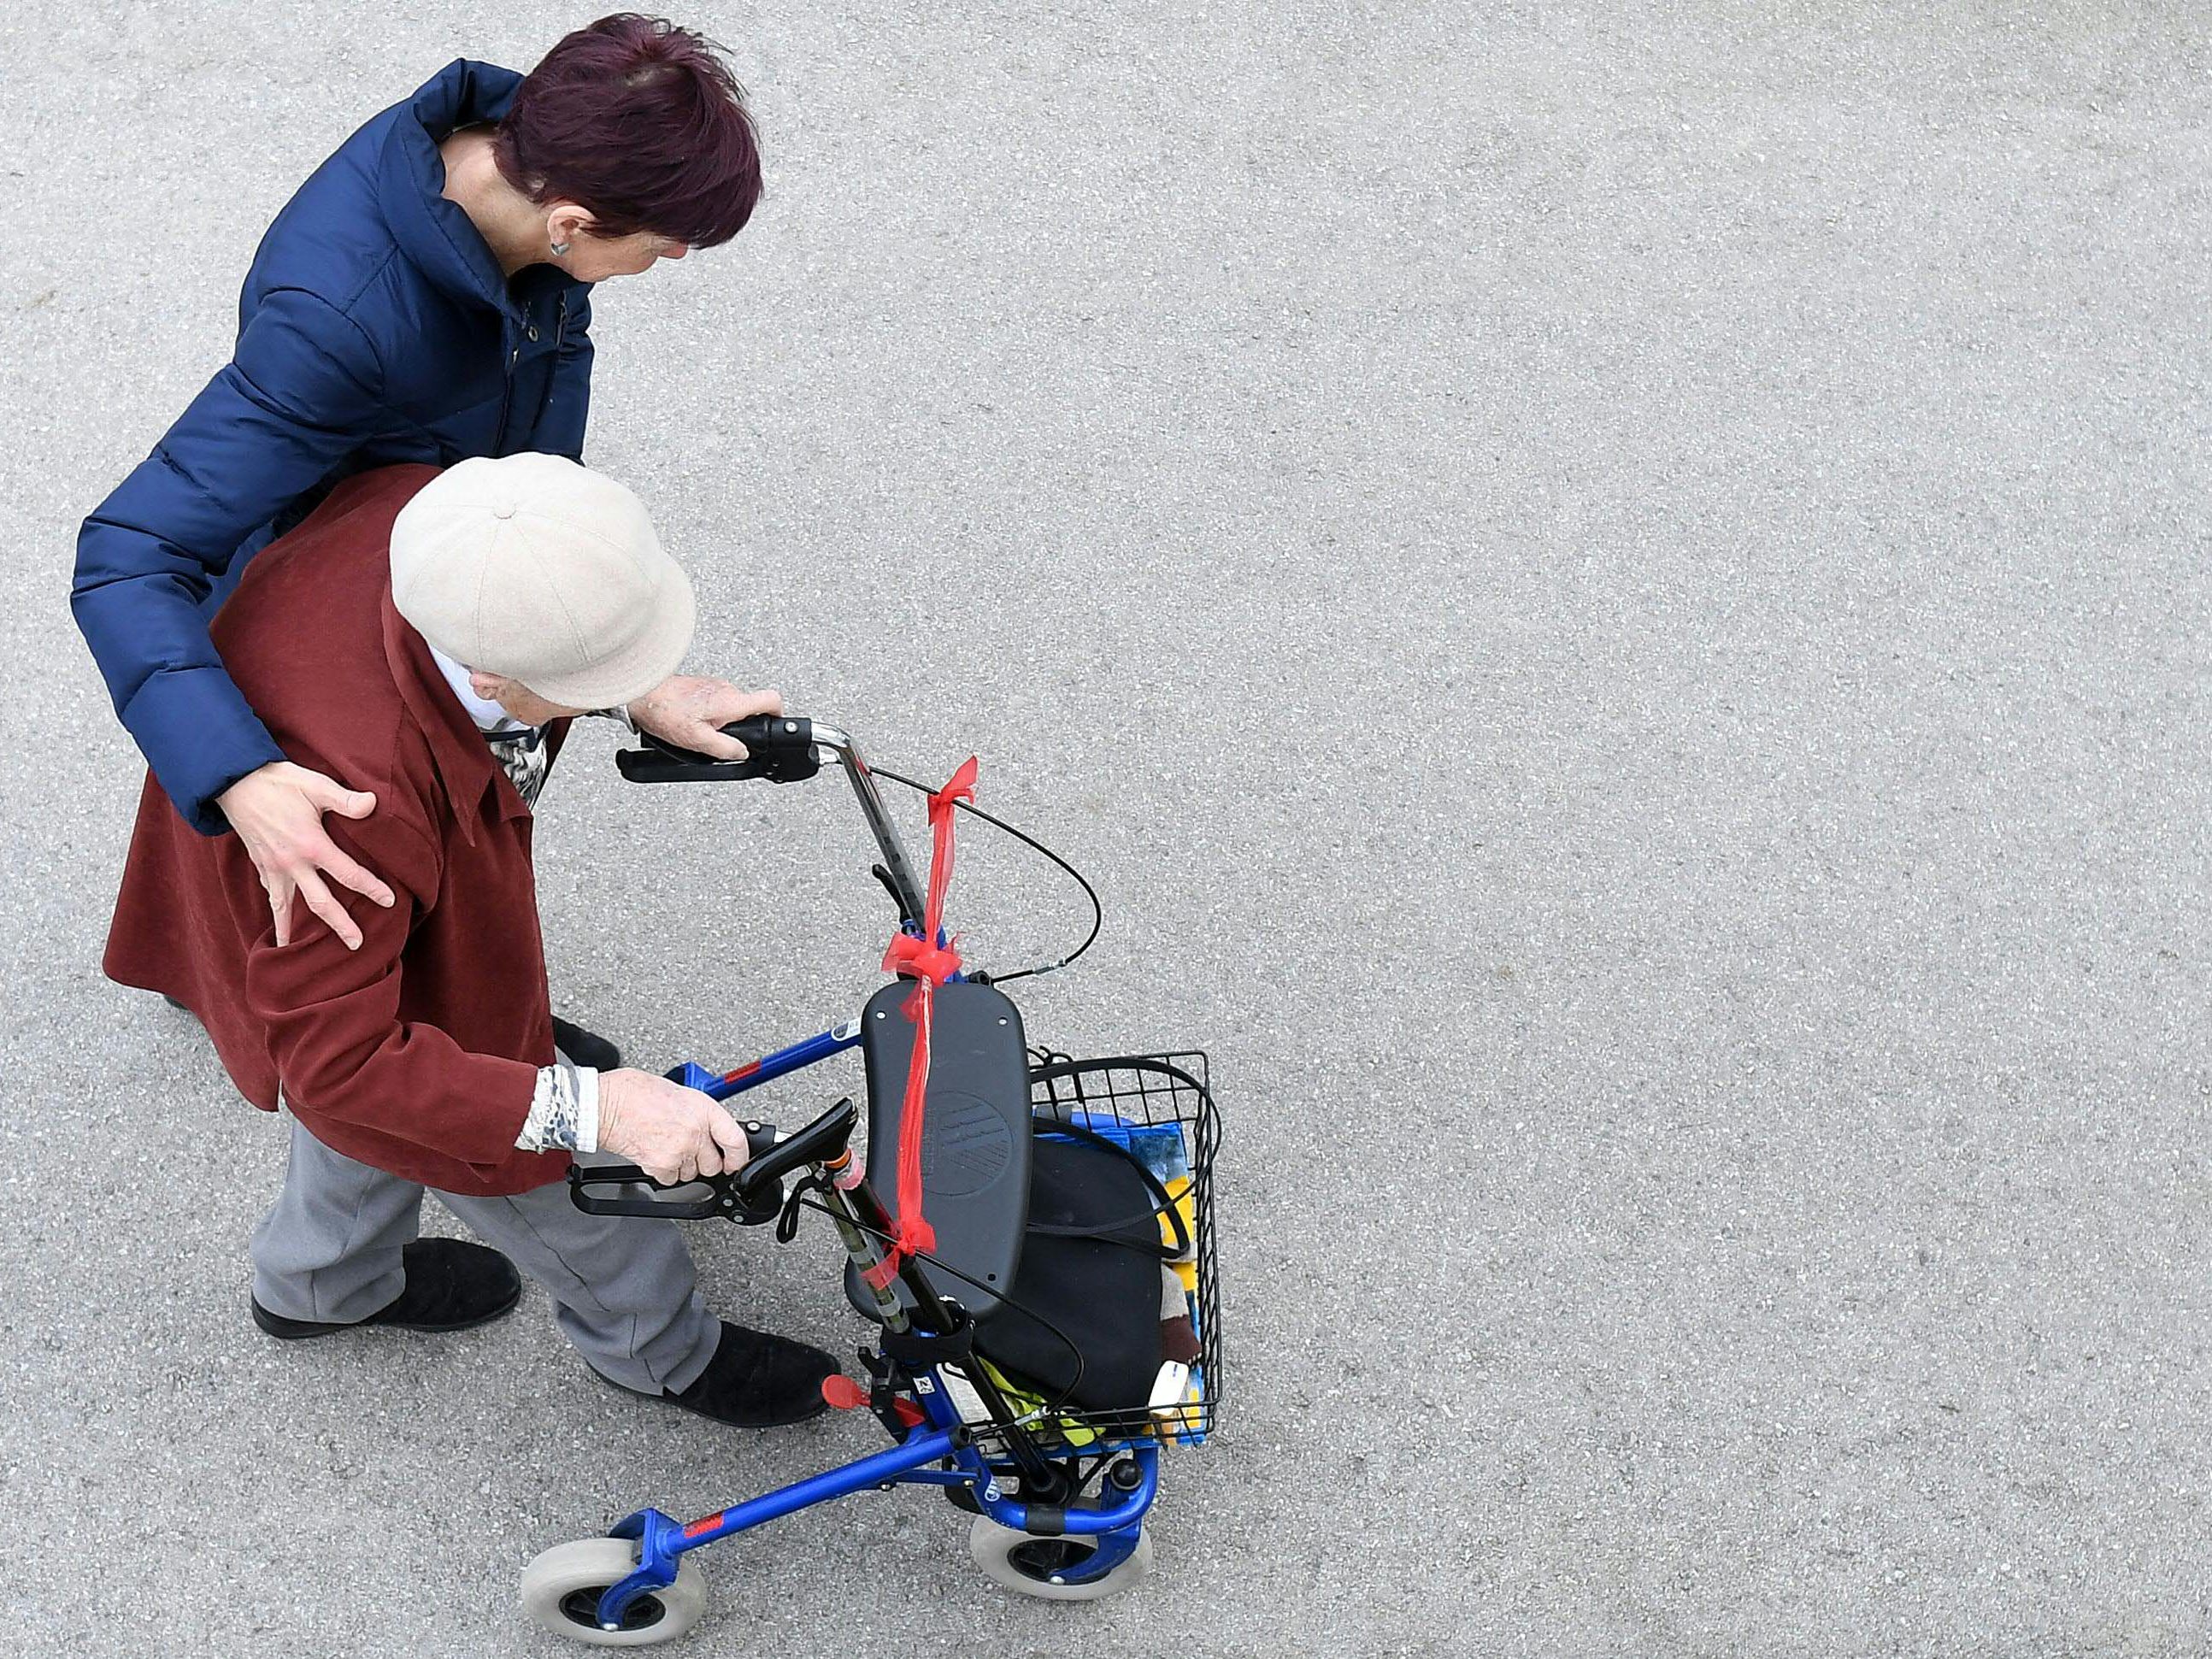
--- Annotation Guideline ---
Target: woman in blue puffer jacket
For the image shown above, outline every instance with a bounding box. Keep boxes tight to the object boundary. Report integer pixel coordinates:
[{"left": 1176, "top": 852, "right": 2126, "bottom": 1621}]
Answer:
[{"left": 74, "top": 15, "right": 777, "bottom": 965}]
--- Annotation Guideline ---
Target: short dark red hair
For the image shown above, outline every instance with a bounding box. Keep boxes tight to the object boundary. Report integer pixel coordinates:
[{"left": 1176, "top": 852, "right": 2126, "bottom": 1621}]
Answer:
[{"left": 495, "top": 14, "right": 762, "bottom": 247}]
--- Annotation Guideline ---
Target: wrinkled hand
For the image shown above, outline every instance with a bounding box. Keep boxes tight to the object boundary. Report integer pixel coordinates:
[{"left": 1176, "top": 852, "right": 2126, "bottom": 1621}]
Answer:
[
  {"left": 216, "top": 761, "right": 397, "bottom": 950},
  {"left": 597, "top": 1068, "right": 752, "bottom": 1185},
  {"left": 627, "top": 677, "right": 784, "bottom": 762}
]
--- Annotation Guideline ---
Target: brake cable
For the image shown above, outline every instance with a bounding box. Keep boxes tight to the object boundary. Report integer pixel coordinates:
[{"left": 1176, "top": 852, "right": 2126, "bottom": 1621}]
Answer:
[{"left": 868, "top": 765, "right": 1103, "bottom": 985}]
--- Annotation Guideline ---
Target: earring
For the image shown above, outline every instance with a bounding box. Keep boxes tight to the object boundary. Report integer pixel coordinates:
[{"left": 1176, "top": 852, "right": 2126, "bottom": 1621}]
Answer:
[{"left": 550, "top": 239, "right": 571, "bottom": 256}]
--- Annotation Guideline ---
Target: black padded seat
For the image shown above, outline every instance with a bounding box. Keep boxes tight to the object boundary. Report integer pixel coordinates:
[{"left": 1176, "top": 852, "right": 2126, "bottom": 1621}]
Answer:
[
  {"left": 843, "top": 984, "right": 1174, "bottom": 1415},
  {"left": 844, "top": 978, "right": 1032, "bottom": 1321}
]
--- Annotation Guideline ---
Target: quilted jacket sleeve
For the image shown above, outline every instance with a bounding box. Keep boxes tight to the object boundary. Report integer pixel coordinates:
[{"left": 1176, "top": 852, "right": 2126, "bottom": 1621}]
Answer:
[{"left": 73, "top": 286, "right": 387, "bottom": 832}]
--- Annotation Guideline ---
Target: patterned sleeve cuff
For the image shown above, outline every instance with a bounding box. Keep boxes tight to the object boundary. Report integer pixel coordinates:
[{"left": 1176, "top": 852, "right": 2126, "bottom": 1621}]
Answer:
[
  {"left": 516, "top": 1061, "right": 601, "bottom": 1153},
  {"left": 584, "top": 705, "right": 638, "bottom": 733}
]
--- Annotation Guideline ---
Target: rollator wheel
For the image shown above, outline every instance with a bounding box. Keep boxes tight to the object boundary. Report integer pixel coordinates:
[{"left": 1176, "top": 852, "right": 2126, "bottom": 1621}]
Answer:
[
  {"left": 968, "top": 1516, "right": 1154, "bottom": 1601},
  {"left": 520, "top": 1538, "right": 709, "bottom": 1647}
]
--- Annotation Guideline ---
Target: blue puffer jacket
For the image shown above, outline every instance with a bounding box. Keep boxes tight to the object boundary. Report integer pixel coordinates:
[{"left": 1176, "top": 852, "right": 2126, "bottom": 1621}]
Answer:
[{"left": 74, "top": 59, "right": 595, "bottom": 832}]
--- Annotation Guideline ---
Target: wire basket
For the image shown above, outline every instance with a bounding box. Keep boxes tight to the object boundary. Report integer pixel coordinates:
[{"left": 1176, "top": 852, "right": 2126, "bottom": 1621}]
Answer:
[{"left": 991, "top": 1050, "right": 1221, "bottom": 1450}]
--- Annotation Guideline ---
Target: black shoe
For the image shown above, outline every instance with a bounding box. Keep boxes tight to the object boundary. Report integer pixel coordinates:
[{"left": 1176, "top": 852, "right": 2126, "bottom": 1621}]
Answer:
[
  {"left": 602, "top": 1321, "right": 840, "bottom": 1428},
  {"left": 551, "top": 1015, "right": 622, "bottom": 1071},
  {"left": 251, "top": 1238, "right": 522, "bottom": 1339}
]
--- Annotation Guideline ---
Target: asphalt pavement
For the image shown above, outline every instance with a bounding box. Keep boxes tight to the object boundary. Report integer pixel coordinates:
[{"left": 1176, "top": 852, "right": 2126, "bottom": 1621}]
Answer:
[{"left": 3, "top": 3, "right": 2209, "bottom": 1655}]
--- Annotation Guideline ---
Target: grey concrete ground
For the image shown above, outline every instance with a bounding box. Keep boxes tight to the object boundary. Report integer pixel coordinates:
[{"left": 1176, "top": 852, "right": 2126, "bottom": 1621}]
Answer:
[{"left": 0, "top": 2, "right": 2206, "bottom": 1653}]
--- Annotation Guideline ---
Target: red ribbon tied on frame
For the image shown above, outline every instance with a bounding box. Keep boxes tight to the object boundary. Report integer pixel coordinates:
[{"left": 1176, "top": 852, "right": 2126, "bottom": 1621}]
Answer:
[{"left": 861, "top": 756, "right": 980, "bottom": 1291}]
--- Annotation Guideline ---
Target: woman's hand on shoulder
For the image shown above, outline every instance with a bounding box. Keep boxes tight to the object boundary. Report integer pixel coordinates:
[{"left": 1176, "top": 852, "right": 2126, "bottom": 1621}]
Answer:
[{"left": 216, "top": 761, "right": 396, "bottom": 950}]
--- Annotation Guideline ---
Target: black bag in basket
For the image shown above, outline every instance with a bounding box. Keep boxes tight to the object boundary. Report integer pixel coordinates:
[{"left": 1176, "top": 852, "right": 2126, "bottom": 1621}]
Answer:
[{"left": 974, "top": 1120, "right": 1191, "bottom": 1416}]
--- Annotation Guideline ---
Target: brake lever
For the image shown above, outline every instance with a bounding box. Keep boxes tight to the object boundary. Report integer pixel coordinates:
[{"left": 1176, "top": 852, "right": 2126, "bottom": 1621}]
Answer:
[{"left": 568, "top": 1119, "right": 786, "bottom": 1225}]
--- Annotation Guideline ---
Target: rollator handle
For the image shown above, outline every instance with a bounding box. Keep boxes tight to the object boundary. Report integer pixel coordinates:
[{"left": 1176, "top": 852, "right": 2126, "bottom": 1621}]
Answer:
[
  {"left": 615, "top": 715, "right": 821, "bottom": 784},
  {"left": 724, "top": 715, "right": 815, "bottom": 757},
  {"left": 731, "top": 1097, "right": 858, "bottom": 1203},
  {"left": 568, "top": 1119, "right": 786, "bottom": 1223}
]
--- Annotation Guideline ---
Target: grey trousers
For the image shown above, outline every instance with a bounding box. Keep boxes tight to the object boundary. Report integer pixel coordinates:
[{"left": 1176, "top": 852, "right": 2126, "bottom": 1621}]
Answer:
[{"left": 249, "top": 1115, "right": 721, "bottom": 1394}]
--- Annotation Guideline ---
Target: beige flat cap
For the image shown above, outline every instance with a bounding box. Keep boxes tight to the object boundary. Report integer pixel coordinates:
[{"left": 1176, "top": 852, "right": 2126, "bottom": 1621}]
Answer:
[{"left": 389, "top": 452, "right": 695, "bottom": 710}]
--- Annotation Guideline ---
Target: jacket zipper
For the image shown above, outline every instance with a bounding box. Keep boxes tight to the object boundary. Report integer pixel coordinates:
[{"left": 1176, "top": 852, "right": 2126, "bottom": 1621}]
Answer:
[
  {"left": 495, "top": 293, "right": 562, "bottom": 454},
  {"left": 493, "top": 326, "right": 519, "bottom": 453},
  {"left": 540, "top": 292, "right": 572, "bottom": 434}
]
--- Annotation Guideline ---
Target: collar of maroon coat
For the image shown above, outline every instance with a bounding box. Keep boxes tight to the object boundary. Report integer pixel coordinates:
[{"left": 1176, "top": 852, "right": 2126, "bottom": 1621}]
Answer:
[{"left": 378, "top": 587, "right": 532, "bottom": 842}]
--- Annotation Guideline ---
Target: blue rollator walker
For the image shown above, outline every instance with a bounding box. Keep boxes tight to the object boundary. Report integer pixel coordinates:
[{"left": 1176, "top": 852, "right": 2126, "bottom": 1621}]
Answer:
[{"left": 519, "top": 716, "right": 1221, "bottom": 1645}]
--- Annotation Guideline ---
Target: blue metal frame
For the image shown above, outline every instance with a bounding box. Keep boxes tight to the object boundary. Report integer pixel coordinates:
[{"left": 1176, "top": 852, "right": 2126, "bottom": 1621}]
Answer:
[
  {"left": 672, "top": 960, "right": 964, "bottom": 1103},
  {"left": 664, "top": 1019, "right": 864, "bottom": 1103},
  {"left": 591, "top": 1362, "right": 1162, "bottom": 1627}
]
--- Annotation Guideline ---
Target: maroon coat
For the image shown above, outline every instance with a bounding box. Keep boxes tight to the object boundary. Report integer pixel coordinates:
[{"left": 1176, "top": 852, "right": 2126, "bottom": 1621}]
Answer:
[{"left": 103, "top": 464, "right": 571, "bottom": 1196}]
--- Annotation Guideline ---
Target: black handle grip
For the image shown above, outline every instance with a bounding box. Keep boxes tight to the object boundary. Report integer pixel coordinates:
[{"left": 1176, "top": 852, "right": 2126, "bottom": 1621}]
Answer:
[
  {"left": 568, "top": 1119, "right": 785, "bottom": 1223},
  {"left": 725, "top": 715, "right": 815, "bottom": 755},
  {"left": 615, "top": 716, "right": 820, "bottom": 785}
]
